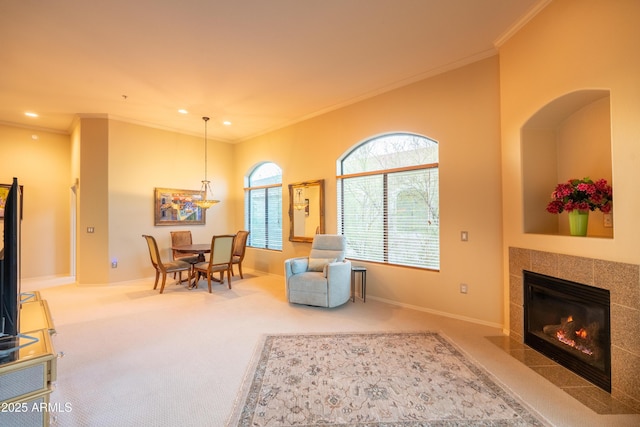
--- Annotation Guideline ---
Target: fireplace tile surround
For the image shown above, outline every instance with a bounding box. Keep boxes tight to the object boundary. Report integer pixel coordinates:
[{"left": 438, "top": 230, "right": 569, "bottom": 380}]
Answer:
[{"left": 509, "top": 247, "right": 640, "bottom": 412}]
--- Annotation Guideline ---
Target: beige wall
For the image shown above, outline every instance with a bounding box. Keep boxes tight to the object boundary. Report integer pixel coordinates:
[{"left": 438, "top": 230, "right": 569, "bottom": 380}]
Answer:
[
  {"left": 106, "top": 119, "right": 235, "bottom": 283},
  {"left": 499, "top": 0, "right": 640, "bottom": 325},
  {"left": 76, "top": 117, "right": 109, "bottom": 283},
  {"left": 0, "top": 124, "right": 71, "bottom": 279},
  {"left": 234, "top": 56, "right": 505, "bottom": 326}
]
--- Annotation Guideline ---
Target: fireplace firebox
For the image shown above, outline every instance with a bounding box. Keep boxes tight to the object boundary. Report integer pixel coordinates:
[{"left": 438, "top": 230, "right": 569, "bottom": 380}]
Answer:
[{"left": 523, "top": 271, "right": 611, "bottom": 392}]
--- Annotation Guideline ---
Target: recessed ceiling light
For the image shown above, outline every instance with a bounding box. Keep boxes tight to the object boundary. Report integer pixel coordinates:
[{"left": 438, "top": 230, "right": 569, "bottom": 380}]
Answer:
[
  {"left": 178, "top": 109, "right": 188, "bottom": 114},
  {"left": 25, "top": 112, "right": 38, "bottom": 118},
  {"left": 223, "top": 121, "right": 232, "bottom": 126}
]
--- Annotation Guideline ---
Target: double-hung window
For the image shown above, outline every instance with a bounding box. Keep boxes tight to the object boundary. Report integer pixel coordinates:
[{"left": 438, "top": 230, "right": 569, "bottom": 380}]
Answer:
[
  {"left": 245, "top": 162, "right": 282, "bottom": 250},
  {"left": 337, "top": 133, "right": 439, "bottom": 270}
]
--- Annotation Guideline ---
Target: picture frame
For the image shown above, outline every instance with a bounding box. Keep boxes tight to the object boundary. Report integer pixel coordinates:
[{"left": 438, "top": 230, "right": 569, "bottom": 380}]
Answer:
[
  {"left": 154, "top": 187, "right": 206, "bottom": 226},
  {"left": 0, "top": 184, "right": 23, "bottom": 219}
]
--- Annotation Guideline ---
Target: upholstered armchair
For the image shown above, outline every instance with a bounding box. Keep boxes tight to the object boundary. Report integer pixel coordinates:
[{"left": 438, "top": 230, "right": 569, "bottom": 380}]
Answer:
[{"left": 284, "top": 234, "right": 352, "bottom": 308}]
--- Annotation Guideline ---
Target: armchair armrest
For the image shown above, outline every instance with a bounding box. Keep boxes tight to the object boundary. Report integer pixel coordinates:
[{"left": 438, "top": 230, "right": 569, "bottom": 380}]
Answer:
[
  {"left": 326, "top": 260, "right": 351, "bottom": 284},
  {"left": 326, "top": 260, "right": 352, "bottom": 307},
  {"left": 284, "top": 257, "right": 309, "bottom": 280}
]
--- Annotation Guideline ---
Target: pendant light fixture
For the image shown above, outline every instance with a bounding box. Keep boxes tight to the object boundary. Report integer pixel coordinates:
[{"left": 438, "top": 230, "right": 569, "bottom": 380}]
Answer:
[
  {"left": 293, "top": 188, "right": 306, "bottom": 210},
  {"left": 194, "top": 116, "right": 220, "bottom": 209}
]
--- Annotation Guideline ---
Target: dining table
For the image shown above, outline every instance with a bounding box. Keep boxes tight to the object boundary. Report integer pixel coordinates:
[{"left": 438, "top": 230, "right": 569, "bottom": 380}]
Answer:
[
  {"left": 171, "top": 243, "right": 220, "bottom": 288},
  {"left": 171, "top": 243, "right": 210, "bottom": 263}
]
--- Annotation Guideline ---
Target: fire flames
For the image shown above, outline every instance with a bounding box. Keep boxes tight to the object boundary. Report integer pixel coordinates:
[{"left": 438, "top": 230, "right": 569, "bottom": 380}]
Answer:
[
  {"left": 556, "top": 329, "right": 594, "bottom": 356},
  {"left": 544, "top": 315, "right": 598, "bottom": 358}
]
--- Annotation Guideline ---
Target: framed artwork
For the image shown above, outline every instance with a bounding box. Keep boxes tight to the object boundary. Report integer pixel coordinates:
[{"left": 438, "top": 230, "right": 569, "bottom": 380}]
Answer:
[
  {"left": 0, "top": 184, "right": 23, "bottom": 219},
  {"left": 154, "top": 187, "right": 205, "bottom": 226}
]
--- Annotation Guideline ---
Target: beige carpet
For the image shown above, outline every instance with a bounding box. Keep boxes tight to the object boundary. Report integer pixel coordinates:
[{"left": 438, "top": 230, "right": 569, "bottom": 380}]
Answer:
[
  {"left": 23, "top": 272, "right": 640, "bottom": 427},
  {"left": 229, "top": 332, "right": 550, "bottom": 426}
]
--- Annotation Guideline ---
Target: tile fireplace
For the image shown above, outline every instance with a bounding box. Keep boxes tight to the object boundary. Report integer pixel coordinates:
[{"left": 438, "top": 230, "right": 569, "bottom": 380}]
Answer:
[
  {"left": 509, "top": 247, "right": 640, "bottom": 412},
  {"left": 523, "top": 270, "right": 611, "bottom": 392}
]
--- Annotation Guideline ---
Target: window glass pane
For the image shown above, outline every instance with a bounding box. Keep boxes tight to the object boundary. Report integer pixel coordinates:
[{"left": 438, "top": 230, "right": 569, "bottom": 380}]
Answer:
[
  {"left": 250, "top": 163, "right": 282, "bottom": 186},
  {"left": 341, "top": 133, "right": 438, "bottom": 174},
  {"left": 339, "top": 175, "right": 384, "bottom": 262},
  {"left": 266, "top": 187, "right": 282, "bottom": 250},
  {"left": 248, "top": 189, "right": 267, "bottom": 248},
  {"left": 388, "top": 169, "right": 439, "bottom": 269}
]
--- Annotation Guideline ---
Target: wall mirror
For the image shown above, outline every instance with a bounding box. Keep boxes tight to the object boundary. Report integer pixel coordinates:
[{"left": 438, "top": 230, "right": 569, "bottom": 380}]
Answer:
[{"left": 288, "top": 179, "right": 325, "bottom": 242}]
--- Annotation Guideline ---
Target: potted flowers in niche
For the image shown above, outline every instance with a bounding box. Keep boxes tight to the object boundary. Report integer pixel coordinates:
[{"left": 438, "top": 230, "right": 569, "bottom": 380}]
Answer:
[{"left": 546, "top": 177, "right": 613, "bottom": 236}]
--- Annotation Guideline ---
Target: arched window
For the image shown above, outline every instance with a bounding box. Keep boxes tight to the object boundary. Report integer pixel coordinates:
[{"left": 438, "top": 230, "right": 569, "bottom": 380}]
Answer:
[
  {"left": 244, "top": 162, "right": 282, "bottom": 250},
  {"left": 337, "top": 133, "right": 439, "bottom": 270}
]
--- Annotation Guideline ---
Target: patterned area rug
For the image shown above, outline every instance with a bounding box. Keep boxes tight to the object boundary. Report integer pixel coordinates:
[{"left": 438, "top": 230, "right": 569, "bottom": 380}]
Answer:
[{"left": 228, "top": 332, "right": 550, "bottom": 426}]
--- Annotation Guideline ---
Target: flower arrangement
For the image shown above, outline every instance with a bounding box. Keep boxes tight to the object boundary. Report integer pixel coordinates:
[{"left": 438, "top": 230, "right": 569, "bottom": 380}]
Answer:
[{"left": 546, "top": 177, "right": 612, "bottom": 214}]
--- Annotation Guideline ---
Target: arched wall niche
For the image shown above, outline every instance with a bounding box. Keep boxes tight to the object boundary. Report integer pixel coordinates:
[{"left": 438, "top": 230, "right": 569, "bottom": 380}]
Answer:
[{"left": 522, "top": 89, "right": 613, "bottom": 238}]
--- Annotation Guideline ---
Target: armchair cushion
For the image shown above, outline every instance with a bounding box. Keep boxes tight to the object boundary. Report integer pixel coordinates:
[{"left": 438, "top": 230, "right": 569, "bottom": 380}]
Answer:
[
  {"left": 309, "top": 234, "right": 346, "bottom": 262},
  {"left": 290, "top": 258, "right": 308, "bottom": 275},
  {"left": 307, "top": 257, "right": 336, "bottom": 272}
]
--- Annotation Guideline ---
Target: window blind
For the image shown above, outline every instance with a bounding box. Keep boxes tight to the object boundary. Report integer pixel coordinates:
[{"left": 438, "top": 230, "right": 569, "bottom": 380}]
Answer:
[
  {"left": 245, "top": 186, "right": 282, "bottom": 250},
  {"left": 338, "top": 166, "right": 439, "bottom": 270}
]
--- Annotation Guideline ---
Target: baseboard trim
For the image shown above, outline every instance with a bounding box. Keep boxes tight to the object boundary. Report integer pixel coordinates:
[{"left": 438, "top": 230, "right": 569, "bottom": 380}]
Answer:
[
  {"left": 21, "top": 275, "right": 76, "bottom": 291},
  {"left": 367, "top": 295, "right": 504, "bottom": 330}
]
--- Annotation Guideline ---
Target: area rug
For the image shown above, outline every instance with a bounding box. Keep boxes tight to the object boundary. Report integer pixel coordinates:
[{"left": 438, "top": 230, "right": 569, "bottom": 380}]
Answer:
[{"left": 228, "top": 332, "right": 550, "bottom": 426}]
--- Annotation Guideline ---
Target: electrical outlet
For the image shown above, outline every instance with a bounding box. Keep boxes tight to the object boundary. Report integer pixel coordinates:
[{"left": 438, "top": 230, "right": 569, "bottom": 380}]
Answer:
[
  {"left": 460, "top": 283, "right": 468, "bottom": 294},
  {"left": 461, "top": 231, "right": 468, "bottom": 241},
  {"left": 111, "top": 260, "right": 118, "bottom": 268},
  {"left": 603, "top": 213, "right": 613, "bottom": 228}
]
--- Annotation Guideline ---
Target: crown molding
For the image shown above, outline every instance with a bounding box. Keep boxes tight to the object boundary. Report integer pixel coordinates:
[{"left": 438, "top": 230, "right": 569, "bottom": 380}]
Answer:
[
  {"left": 494, "top": 0, "right": 553, "bottom": 48},
  {"left": 0, "top": 120, "right": 70, "bottom": 135}
]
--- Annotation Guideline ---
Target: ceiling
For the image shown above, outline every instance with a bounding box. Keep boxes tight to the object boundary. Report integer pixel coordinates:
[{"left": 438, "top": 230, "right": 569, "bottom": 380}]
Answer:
[{"left": 0, "top": 0, "right": 544, "bottom": 143}]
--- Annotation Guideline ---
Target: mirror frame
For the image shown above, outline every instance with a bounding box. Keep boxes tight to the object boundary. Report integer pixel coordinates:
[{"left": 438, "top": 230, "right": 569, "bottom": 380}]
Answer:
[{"left": 288, "top": 179, "right": 325, "bottom": 242}]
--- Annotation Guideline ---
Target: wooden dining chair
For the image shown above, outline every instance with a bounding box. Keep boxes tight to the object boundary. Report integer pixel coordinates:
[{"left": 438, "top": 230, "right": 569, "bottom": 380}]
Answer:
[
  {"left": 231, "top": 230, "right": 250, "bottom": 279},
  {"left": 142, "top": 235, "right": 191, "bottom": 293},
  {"left": 170, "top": 231, "right": 200, "bottom": 263},
  {"left": 170, "top": 230, "right": 199, "bottom": 280},
  {"left": 193, "top": 234, "right": 236, "bottom": 293}
]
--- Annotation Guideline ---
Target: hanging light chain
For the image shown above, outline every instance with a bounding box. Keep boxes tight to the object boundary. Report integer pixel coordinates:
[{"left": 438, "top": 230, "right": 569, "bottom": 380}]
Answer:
[
  {"left": 194, "top": 116, "right": 219, "bottom": 209},
  {"left": 203, "top": 116, "right": 209, "bottom": 181}
]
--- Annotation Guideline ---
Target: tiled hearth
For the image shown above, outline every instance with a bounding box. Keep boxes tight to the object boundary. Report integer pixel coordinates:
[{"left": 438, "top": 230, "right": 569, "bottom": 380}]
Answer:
[{"left": 508, "top": 247, "right": 640, "bottom": 413}]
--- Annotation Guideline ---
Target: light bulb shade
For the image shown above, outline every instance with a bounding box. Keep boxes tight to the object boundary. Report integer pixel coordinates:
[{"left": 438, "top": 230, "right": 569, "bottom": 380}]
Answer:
[
  {"left": 194, "top": 180, "right": 219, "bottom": 209},
  {"left": 195, "top": 199, "right": 219, "bottom": 209},
  {"left": 293, "top": 188, "right": 306, "bottom": 210}
]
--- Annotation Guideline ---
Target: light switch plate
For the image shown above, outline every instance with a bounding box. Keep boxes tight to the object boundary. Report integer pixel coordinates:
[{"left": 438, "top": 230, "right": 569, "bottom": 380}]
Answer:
[{"left": 461, "top": 231, "right": 468, "bottom": 241}]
